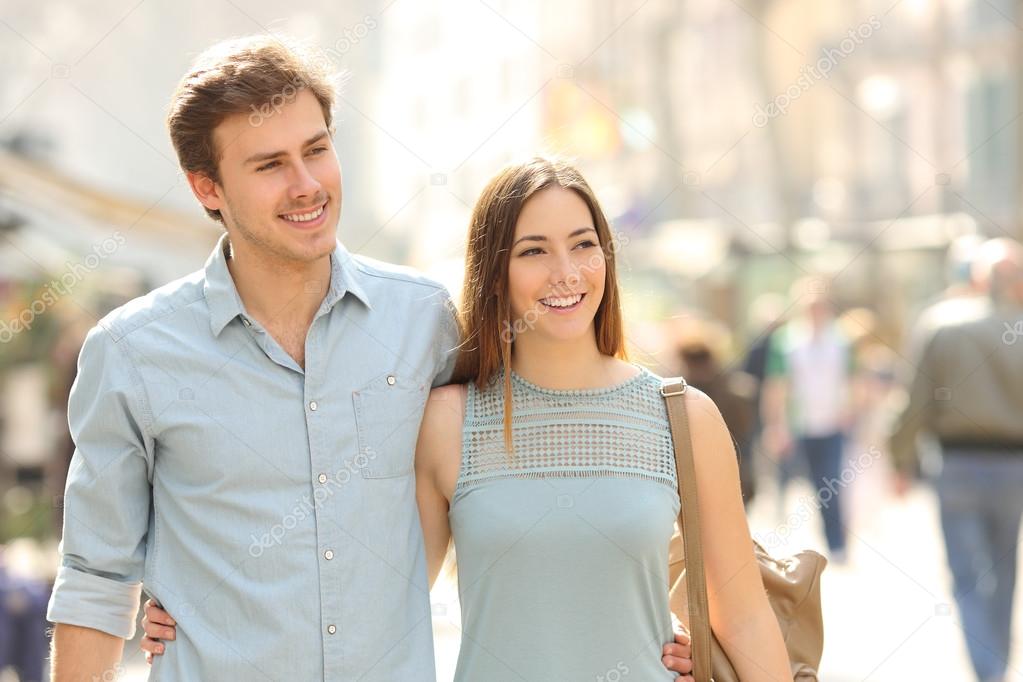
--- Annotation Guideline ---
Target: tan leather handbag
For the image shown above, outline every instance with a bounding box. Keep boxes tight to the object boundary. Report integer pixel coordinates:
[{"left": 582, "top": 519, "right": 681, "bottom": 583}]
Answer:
[{"left": 661, "top": 376, "right": 827, "bottom": 681}]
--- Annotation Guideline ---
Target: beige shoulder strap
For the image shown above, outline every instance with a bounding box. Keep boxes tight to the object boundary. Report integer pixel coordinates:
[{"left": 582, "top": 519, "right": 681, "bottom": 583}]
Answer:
[{"left": 661, "top": 376, "right": 712, "bottom": 682}]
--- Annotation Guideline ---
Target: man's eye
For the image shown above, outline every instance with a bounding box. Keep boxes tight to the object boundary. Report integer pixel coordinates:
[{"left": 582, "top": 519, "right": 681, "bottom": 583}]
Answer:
[
  {"left": 308, "top": 146, "right": 328, "bottom": 155},
  {"left": 256, "top": 161, "right": 280, "bottom": 172}
]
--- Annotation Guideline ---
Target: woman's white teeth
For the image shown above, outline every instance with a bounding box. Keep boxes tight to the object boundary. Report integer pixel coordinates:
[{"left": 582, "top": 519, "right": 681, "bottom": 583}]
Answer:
[
  {"left": 542, "top": 294, "right": 583, "bottom": 308},
  {"left": 281, "top": 205, "right": 324, "bottom": 222}
]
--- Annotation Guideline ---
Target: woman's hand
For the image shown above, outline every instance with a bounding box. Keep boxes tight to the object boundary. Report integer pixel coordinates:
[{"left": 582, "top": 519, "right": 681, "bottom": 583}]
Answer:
[
  {"left": 139, "top": 599, "right": 176, "bottom": 664},
  {"left": 661, "top": 625, "right": 694, "bottom": 679}
]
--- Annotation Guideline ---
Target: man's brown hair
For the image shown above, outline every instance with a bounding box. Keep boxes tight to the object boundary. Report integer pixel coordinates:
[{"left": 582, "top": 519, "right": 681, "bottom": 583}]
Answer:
[{"left": 167, "top": 35, "right": 337, "bottom": 221}]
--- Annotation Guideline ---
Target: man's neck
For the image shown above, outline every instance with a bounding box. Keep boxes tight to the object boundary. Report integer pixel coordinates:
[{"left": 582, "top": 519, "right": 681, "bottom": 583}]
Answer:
[{"left": 226, "top": 240, "right": 332, "bottom": 331}]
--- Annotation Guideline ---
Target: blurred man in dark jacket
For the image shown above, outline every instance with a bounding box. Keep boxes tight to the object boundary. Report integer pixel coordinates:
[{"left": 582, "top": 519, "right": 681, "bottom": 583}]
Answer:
[
  {"left": 678, "top": 322, "right": 757, "bottom": 504},
  {"left": 890, "top": 238, "right": 1023, "bottom": 682}
]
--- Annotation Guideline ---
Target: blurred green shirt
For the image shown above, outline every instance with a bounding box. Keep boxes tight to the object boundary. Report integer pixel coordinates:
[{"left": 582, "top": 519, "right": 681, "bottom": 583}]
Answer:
[{"left": 765, "top": 320, "right": 855, "bottom": 437}]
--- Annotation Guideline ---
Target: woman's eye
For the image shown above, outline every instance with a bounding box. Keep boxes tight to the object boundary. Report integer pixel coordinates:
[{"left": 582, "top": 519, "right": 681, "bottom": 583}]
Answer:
[
  {"left": 519, "top": 248, "right": 543, "bottom": 257},
  {"left": 574, "top": 240, "right": 598, "bottom": 249}
]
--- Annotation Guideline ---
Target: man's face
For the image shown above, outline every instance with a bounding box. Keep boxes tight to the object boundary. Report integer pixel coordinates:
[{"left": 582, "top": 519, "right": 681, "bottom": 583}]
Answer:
[{"left": 196, "top": 89, "right": 342, "bottom": 264}]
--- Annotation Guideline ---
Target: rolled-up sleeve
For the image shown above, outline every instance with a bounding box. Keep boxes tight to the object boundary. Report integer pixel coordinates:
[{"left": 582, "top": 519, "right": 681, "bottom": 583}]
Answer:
[
  {"left": 431, "top": 293, "right": 461, "bottom": 388},
  {"left": 46, "top": 322, "right": 155, "bottom": 639}
]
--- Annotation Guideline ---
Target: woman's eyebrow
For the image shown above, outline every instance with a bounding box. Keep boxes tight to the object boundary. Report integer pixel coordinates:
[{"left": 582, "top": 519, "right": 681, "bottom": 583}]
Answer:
[{"left": 513, "top": 226, "right": 596, "bottom": 247}]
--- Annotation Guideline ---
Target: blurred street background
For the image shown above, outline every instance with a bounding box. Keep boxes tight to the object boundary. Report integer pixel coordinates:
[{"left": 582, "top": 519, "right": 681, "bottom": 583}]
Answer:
[{"left": 2, "top": 0, "right": 1023, "bottom": 680}]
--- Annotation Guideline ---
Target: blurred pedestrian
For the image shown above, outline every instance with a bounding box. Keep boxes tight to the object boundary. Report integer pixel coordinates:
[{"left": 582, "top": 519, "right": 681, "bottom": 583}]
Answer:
[
  {"left": 741, "top": 293, "right": 789, "bottom": 508},
  {"left": 677, "top": 319, "right": 757, "bottom": 504},
  {"left": 890, "top": 238, "right": 1023, "bottom": 682},
  {"left": 0, "top": 548, "right": 49, "bottom": 682},
  {"left": 762, "top": 277, "right": 856, "bottom": 563}
]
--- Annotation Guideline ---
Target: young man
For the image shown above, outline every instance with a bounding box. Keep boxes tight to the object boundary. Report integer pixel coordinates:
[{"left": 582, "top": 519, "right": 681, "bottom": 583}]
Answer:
[
  {"left": 47, "top": 36, "right": 694, "bottom": 680},
  {"left": 762, "top": 279, "right": 855, "bottom": 563}
]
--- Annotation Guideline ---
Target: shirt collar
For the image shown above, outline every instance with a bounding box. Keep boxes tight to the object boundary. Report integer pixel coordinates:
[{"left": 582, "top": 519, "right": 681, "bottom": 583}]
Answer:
[
  {"left": 327, "top": 239, "right": 372, "bottom": 312},
  {"left": 204, "top": 234, "right": 372, "bottom": 337}
]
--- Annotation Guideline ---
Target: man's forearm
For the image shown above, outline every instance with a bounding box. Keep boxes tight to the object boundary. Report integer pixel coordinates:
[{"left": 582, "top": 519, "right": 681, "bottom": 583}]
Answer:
[{"left": 51, "top": 623, "right": 125, "bottom": 682}]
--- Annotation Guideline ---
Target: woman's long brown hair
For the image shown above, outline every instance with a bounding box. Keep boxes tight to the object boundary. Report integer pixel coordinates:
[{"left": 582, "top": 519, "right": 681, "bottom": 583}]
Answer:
[{"left": 452, "top": 156, "right": 628, "bottom": 452}]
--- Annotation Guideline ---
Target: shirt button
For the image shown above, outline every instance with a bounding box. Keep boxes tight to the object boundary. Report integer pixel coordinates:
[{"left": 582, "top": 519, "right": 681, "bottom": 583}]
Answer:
[
  {"left": 317, "top": 473, "right": 328, "bottom": 484},
  {"left": 309, "top": 400, "right": 318, "bottom": 411},
  {"left": 386, "top": 375, "right": 396, "bottom": 385},
  {"left": 327, "top": 624, "right": 336, "bottom": 635},
  {"left": 242, "top": 318, "right": 251, "bottom": 327},
  {"left": 324, "top": 549, "right": 334, "bottom": 560}
]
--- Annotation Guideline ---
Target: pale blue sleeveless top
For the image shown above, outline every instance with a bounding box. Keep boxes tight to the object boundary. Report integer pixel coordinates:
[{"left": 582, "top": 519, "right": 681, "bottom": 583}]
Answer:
[{"left": 448, "top": 366, "right": 681, "bottom": 681}]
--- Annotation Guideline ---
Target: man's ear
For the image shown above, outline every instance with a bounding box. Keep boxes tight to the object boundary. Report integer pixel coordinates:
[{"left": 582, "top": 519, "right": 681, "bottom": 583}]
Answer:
[{"left": 185, "top": 171, "right": 224, "bottom": 214}]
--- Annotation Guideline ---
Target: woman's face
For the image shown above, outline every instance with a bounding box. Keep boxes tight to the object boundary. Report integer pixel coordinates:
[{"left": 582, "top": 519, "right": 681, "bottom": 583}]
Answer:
[{"left": 506, "top": 187, "right": 606, "bottom": 346}]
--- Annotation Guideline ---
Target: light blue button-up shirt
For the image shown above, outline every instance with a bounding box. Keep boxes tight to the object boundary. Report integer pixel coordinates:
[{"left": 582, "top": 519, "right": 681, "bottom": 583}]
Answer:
[{"left": 47, "top": 235, "right": 459, "bottom": 681}]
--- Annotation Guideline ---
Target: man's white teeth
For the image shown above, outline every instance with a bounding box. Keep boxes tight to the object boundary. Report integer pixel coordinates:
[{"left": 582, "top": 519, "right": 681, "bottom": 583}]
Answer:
[
  {"left": 281, "top": 205, "right": 324, "bottom": 222},
  {"left": 541, "top": 294, "right": 583, "bottom": 308}
]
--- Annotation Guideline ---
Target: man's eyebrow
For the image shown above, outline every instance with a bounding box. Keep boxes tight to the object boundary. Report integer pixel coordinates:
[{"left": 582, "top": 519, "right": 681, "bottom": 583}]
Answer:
[
  {"left": 243, "top": 130, "right": 329, "bottom": 165},
  {"left": 513, "top": 227, "right": 596, "bottom": 247}
]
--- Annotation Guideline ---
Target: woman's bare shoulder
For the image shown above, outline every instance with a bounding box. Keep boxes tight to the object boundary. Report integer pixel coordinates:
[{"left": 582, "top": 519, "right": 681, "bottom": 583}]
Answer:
[
  {"left": 679, "top": 386, "right": 741, "bottom": 487},
  {"left": 416, "top": 384, "right": 468, "bottom": 494},
  {"left": 681, "top": 385, "right": 721, "bottom": 421},
  {"left": 424, "top": 383, "right": 467, "bottom": 428}
]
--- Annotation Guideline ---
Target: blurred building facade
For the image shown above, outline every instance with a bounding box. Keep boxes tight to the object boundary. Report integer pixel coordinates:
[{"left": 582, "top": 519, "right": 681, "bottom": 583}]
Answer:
[
  {"left": 520, "top": 0, "right": 1023, "bottom": 350},
  {"left": 1, "top": 0, "right": 1022, "bottom": 536}
]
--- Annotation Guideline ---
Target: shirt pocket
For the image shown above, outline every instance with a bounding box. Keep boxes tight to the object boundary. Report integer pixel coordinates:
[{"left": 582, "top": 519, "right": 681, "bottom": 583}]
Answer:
[{"left": 354, "top": 373, "right": 428, "bottom": 478}]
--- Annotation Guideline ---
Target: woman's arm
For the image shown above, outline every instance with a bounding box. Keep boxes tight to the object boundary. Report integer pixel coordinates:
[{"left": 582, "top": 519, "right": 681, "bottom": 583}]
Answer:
[
  {"left": 686, "top": 388, "right": 793, "bottom": 682},
  {"left": 414, "top": 384, "right": 465, "bottom": 588}
]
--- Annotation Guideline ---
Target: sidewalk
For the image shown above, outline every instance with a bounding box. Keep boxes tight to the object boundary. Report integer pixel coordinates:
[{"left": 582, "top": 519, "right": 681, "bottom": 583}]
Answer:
[{"left": 748, "top": 468, "right": 1022, "bottom": 679}]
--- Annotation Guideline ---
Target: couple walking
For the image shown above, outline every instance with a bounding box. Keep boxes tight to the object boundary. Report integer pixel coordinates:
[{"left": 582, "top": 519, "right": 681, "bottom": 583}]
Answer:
[{"left": 47, "top": 35, "right": 790, "bottom": 681}]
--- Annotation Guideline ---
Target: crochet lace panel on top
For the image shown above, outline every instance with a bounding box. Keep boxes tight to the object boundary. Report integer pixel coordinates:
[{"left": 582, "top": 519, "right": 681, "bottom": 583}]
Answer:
[{"left": 457, "top": 369, "right": 677, "bottom": 492}]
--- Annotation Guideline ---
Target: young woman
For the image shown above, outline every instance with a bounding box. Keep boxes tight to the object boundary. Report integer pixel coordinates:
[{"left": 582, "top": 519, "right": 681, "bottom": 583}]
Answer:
[{"left": 142, "top": 157, "right": 791, "bottom": 680}]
